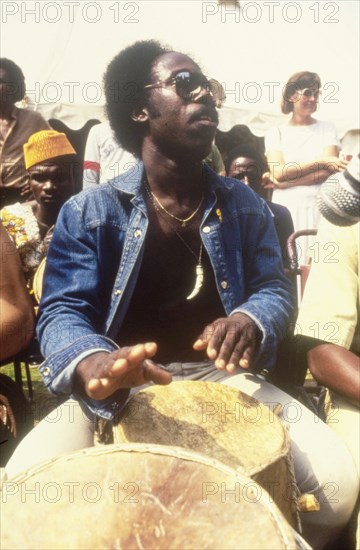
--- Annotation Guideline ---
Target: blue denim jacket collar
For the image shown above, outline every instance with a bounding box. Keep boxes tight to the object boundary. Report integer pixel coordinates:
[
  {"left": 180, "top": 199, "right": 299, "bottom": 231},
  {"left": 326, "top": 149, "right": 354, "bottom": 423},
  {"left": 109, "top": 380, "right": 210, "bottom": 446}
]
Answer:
[{"left": 107, "top": 160, "right": 233, "bottom": 203}]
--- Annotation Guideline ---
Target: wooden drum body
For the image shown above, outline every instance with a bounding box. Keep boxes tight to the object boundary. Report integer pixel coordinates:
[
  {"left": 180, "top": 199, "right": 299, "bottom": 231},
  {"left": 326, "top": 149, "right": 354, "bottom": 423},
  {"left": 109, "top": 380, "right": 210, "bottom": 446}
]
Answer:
[
  {"left": 1, "top": 444, "right": 297, "bottom": 550},
  {"left": 113, "top": 381, "right": 299, "bottom": 528}
]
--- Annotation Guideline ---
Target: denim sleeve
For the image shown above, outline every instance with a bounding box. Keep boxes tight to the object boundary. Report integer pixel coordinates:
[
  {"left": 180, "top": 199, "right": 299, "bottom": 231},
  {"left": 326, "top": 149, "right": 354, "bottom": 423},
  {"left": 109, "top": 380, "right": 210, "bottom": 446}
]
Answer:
[
  {"left": 230, "top": 200, "right": 295, "bottom": 371},
  {"left": 38, "top": 337, "right": 130, "bottom": 419},
  {"left": 36, "top": 198, "right": 129, "bottom": 419}
]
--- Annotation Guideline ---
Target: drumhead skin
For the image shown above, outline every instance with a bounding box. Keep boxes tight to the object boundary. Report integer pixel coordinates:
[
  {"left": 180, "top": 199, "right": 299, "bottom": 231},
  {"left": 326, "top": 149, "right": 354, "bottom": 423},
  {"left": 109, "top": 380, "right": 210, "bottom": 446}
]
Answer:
[
  {"left": 115, "top": 381, "right": 288, "bottom": 474},
  {"left": 1, "top": 443, "right": 297, "bottom": 550},
  {"left": 114, "top": 381, "right": 299, "bottom": 528}
]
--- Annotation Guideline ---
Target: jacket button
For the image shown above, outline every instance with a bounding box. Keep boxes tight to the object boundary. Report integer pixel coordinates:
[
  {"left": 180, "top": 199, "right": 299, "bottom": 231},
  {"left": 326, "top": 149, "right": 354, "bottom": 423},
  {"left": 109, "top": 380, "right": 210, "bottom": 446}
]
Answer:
[
  {"left": 114, "top": 289, "right": 122, "bottom": 296},
  {"left": 43, "top": 367, "right": 50, "bottom": 376},
  {"left": 134, "top": 230, "right": 142, "bottom": 238},
  {"left": 202, "top": 226, "right": 210, "bottom": 233},
  {"left": 221, "top": 281, "right": 228, "bottom": 289}
]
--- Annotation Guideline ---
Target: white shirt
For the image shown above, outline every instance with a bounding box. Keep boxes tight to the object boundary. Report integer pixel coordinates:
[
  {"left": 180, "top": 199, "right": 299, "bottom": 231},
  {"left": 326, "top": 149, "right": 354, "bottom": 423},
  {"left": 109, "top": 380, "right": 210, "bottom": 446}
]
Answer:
[{"left": 83, "top": 122, "right": 136, "bottom": 188}]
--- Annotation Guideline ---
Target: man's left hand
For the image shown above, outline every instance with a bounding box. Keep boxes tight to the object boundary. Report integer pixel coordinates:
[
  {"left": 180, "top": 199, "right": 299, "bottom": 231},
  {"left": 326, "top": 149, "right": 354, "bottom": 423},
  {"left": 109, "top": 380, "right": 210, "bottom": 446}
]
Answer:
[{"left": 193, "top": 312, "right": 262, "bottom": 373}]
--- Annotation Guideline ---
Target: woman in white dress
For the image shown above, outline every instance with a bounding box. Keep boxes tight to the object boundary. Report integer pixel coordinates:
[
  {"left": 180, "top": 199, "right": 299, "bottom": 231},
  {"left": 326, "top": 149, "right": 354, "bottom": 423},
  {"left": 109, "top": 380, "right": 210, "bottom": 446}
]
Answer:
[{"left": 264, "top": 71, "right": 348, "bottom": 261}]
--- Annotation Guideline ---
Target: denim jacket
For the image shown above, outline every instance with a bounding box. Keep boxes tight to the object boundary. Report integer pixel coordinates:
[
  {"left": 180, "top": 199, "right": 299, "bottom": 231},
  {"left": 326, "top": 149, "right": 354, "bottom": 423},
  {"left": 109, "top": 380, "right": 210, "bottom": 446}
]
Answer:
[{"left": 37, "top": 162, "right": 294, "bottom": 419}]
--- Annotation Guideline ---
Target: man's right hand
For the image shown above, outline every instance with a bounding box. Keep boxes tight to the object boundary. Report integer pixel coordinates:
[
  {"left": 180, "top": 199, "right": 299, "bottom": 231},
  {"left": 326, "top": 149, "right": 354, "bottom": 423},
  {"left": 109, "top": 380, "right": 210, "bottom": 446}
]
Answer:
[{"left": 75, "top": 343, "right": 172, "bottom": 400}]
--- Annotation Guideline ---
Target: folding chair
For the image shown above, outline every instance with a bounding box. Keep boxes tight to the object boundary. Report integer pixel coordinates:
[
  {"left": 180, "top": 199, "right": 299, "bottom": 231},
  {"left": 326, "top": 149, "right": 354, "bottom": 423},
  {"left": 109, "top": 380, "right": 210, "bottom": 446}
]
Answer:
[{"left": 286, "top": 228, "right": 318, "bottom": 305}]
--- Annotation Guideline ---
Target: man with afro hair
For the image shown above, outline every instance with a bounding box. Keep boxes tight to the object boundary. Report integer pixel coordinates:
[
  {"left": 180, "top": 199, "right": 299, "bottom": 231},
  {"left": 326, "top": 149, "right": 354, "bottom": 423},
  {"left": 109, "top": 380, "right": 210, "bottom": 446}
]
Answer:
[{"left": 8, "top": 41, "right": 359, "bottom": 549}]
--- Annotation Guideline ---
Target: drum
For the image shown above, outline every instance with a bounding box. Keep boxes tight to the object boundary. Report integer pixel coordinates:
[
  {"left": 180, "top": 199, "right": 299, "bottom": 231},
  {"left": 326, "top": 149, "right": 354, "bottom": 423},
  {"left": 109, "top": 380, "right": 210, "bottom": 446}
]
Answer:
[
  {"left": 1, "top": 443, "right": 299, "bottom": 550},
  {"left": 113, "top": 381, "right": 300, "bottom": 529}
]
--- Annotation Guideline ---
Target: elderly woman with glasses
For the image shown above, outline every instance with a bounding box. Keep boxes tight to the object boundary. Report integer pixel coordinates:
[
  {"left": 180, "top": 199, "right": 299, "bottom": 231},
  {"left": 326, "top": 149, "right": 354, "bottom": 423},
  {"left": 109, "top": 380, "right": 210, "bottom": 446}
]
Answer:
[{"left": 264, "top": 71, "right": 348, "bottom": 260}]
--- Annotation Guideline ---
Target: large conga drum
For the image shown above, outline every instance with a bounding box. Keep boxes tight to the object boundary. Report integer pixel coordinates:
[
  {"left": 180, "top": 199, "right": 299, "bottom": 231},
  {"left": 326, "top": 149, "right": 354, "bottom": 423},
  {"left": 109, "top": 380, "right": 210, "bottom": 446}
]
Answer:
[
  {"left": 1, "top": 443, "right": 301, "bottom": 549},
  {"left": 113, "top": 381, "right": 300, "bottom": 529}
]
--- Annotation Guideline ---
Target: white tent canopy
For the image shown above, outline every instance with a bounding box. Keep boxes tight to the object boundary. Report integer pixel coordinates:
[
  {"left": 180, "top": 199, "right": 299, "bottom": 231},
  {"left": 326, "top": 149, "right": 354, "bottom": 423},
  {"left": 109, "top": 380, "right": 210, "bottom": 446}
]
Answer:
[{"left": 2, "top": 1, "right": 359, "bottom": 137}]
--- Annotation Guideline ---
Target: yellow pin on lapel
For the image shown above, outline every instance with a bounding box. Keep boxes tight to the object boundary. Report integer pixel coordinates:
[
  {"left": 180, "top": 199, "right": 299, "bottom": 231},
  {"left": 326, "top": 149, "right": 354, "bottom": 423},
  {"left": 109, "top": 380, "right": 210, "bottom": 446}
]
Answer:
[{"left": 216, "top": 208, "right": 222, "bottom": 223}]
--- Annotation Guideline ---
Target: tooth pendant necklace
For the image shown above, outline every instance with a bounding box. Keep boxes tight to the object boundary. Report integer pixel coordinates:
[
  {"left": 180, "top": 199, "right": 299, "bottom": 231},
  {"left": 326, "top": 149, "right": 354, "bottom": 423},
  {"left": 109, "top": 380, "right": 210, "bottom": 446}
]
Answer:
[
  {"left": 144, "top": 181, "right": 204, "bottom": 300},
  {"left": 186, "top": 244, "right": 204, "bottom": 300}
]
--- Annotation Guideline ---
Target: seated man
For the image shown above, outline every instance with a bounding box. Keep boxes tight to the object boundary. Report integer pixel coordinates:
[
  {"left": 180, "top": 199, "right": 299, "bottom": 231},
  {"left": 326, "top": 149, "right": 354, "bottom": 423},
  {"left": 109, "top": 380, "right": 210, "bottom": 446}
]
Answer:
[
  {"left": 296, "top": 157, "right": 360, "bottom": 473},
  {"left": 0, "top": 130, "right": 76, "bottom": 285},
  {"left": 226, "top": 144, "right": 294, "bottom": 269},
  {"left": 0, "top": 58, "right": 50, "bottom": 207},
  {"left": 6, "top": 41, "right": 359, "bottom": 549},
  {"left": 296, "top": 157, "right": 360, "bottom": 547}
]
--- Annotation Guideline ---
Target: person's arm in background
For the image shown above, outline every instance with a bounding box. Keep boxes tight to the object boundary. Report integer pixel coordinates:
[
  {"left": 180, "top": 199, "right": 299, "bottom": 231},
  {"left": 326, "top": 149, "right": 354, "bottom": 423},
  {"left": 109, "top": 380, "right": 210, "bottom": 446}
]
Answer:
[
  {"left": 82, "top": 125, "right": 101, "bottom": 189},
  {"left": 308, "top": 343, "right": 359, "bottom": 408},
  {"left": 296, "top": 219, "right": 359, "bottom": 407},
  {"left": 264, "top": 124, "right": 347, "bottom": 188},
  {"left": 266, "top": 146, "right": 347, "bottom": 188},
  {"left": 0, "top": 222, "right": 35, "bottom": 360}
]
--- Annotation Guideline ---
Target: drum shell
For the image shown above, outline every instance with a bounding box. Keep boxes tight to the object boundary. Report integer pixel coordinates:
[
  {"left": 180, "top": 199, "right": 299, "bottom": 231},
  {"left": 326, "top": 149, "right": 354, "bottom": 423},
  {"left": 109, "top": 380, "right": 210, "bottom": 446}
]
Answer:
[{"left": 113, "top": 381, "right": 299, "bottom": 529}]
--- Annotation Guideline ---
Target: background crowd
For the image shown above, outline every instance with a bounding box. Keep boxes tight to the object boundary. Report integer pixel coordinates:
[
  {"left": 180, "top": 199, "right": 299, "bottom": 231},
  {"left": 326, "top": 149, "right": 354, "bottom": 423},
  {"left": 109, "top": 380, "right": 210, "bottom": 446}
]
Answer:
[{"left": 0, "top": 51, "right": 359, "bottom": 550}]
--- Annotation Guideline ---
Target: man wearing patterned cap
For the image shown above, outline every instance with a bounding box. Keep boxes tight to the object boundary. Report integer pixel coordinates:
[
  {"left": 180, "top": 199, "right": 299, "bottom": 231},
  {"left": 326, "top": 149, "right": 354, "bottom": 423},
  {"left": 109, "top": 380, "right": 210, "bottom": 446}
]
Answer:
[{"left": 0, "top": 130, "right": 76, "bottom": 283}]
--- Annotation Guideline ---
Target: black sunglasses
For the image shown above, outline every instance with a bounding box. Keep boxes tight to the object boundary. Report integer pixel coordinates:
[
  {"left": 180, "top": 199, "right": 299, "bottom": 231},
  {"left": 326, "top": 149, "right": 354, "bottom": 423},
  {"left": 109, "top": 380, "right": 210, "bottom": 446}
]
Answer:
[{"left": 144, "top": 70, "right": 226, "bottom": 107}]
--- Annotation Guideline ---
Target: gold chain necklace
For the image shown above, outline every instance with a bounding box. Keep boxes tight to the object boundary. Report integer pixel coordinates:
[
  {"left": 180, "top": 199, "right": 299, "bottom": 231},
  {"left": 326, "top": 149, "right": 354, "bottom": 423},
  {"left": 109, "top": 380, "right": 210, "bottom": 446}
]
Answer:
[
  {"left": 148, "top": 185, "right": 204, "bottom": 227},
  {"left": 144, "top": 181, "right": 204, "bottom": 300}
]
